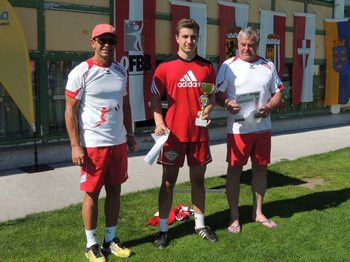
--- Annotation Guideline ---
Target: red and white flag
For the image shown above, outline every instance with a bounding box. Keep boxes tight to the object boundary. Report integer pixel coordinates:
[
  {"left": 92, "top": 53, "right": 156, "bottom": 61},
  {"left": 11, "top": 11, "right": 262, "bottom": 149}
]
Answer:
[
  {"left": 292, "top": 13, "right": 316, "bottom": 104},
  {"left": 218, "top": 1, "right": 249, "bottom": 64},
  {"left": 259, "top": 10, "right": 286, "bottom": 80},
  {"left": 170, "top": 0, "right": 207, "bottom": 57},
  {"left": 115, "top": 0, "right": 156, "bottom": 121}
]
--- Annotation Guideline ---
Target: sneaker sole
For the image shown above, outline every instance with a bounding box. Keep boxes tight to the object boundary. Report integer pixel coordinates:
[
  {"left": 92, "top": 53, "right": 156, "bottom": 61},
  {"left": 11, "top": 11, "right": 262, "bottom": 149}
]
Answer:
[
  {"left": 111, "top": 251, "right": 131, "bottom": 258},
  {"left": 85, "top": 252, "right": 106, "bottom": 262},
  {"left": 152, "top": 242, "right": 169, "bottom": 249},
  {"left": 206, "top": 237, "right": 218, "bottom": 243},
  {"left": 101, "top": 248, "right": 131, "bottom": 258},
  {"left": 198, "top": 235, "right": 217, "bottom": 243},
  {"left": 196, "top": 230, "right": 218, "bottom": 242}
]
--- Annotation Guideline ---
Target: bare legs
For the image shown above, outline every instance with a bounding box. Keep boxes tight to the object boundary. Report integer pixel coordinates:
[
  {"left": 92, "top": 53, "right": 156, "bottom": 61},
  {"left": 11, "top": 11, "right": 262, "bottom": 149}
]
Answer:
[
  {"left": 158, "top": 166, "right": 179, "bottom": 219},
  {"left": 104, "top": 184, "right": 121, "bottom": 227},
  {"left": 226, "top": 166, "right": 242, "bottom": 229},
  {"left": 251, "top": 164, "right": 277, "bottom": 228},
  {"left": 82, "top": 184, "right": 121, "bottom": 230},
  {"left": 82, "top": 192, "right": 99, "bottom": 230},
  {"left": 189, "top": 165, "right": 206, "bottom": 214},
  {"left": 158, "top": 165, "right": 207, "bottom": 218},
  {"left": 226, "top": 163, "right": 277, "bottom": 229}
]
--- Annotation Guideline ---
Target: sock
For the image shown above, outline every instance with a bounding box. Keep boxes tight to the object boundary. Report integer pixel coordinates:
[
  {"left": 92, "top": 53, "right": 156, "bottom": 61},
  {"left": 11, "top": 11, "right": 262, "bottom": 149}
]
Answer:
[
  {"left": 159, "top": 218, "right": 168, "bottom": 232},
  {"left": 104, "top": 226, "right": 116, "bottom": 243},
  {"left": 194, "top": 213, "right": 205, "bottom": 229},
  {"left": 85, "top": 228, "right": 98, "bottom": 248}
]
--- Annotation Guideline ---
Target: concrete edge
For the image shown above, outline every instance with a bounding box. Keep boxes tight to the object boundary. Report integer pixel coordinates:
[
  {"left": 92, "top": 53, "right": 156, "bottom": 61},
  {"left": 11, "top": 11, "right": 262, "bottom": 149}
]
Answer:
[{"left": 0, "top": 112, "right": 349, "bottom": 171}]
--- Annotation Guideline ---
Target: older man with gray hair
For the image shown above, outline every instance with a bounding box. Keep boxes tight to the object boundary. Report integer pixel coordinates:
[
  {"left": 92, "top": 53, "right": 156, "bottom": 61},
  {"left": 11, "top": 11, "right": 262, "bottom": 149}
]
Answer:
[{"left": 216, "top": 27, "right": 284, "bottom": 233}]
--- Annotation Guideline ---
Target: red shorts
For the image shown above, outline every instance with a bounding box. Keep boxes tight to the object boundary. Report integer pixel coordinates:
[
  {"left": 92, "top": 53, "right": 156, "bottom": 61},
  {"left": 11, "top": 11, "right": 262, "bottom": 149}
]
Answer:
[
  {"left": 80, "top": 143, "right": 128, "bottom": 193},
  {"left": 227, "top": 131, "right": 271, "bottom": 167},
  {"left": 157, "top": 134, "right": 212, "bottom": 167}
]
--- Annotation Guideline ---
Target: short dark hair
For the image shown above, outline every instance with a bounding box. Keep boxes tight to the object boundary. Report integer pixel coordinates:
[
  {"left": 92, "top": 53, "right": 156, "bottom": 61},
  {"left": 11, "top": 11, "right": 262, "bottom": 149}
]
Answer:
[{"left": 176, "top": 18, "right": 200, "bottom": 36}]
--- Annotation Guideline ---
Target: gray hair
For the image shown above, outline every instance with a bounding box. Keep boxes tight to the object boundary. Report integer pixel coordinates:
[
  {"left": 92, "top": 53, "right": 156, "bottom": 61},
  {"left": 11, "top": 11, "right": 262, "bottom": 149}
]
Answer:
[{"left": 238, "top": 27, "right": 260, "bottom": 44}]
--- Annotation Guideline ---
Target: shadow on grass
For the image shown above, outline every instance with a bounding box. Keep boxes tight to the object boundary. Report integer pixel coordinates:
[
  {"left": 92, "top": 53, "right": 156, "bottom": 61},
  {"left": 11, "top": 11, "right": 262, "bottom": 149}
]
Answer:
[
  {"left": 208, "top": 169, "right": 306, "bottom": 192},
  {"left": 247, "top": 169, "right": 306, "bottom": 188},
  {"left": 125, "top": 188, "right": 350, "bottom": 248},
  {"left": 206, "top": 188, "right": 350, "bottom": 227},
  {"left": 177, "top": 170, "right": 306, "bottom": 194}
]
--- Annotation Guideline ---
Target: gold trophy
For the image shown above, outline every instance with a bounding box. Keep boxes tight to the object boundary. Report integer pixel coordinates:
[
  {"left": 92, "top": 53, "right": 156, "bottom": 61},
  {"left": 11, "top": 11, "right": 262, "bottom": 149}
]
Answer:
[{"left": 195, "top": 82, "right": 216, "bottom": 127}]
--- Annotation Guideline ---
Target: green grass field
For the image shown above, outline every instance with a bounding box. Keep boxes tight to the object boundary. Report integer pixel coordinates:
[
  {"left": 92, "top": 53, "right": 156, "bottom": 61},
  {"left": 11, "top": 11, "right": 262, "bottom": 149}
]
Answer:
[{"left": 1, "top": 147, "right": 350, "bottom": 261}]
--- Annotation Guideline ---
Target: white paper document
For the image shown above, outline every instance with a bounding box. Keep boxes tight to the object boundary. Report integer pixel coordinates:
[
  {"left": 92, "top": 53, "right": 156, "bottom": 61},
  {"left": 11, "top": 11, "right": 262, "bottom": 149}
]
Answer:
[
  {"left": 144, "top": 133, "right": 169, "bottom": 165},
  {"left": 234, "top": 91, "right": 261, "bottom": 122}
]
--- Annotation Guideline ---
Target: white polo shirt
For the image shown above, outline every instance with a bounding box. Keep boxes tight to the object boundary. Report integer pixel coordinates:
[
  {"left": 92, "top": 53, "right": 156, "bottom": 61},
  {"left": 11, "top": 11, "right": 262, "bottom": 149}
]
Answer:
[{"left": 216, "top": 56, "right": 284, "bottom": 134}]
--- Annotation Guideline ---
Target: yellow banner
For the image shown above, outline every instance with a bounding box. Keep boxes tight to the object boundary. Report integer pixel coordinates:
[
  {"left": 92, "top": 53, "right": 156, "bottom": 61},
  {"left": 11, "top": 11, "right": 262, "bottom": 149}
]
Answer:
[
  {"left": 0, "top": 0, "right": 35, "bottom": 130},
  {"left": 324, "top": 18, "right": 350, "bottom": 106},
  {"left": 324, "top": 20, "right": 340, "bottom": 106}
]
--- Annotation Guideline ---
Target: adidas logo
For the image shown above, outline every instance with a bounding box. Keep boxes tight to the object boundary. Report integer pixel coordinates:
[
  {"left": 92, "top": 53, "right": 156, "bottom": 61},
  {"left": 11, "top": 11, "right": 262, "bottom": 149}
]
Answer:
[{"left": 177, "top": 70, "right": 199, "bottom": 88}]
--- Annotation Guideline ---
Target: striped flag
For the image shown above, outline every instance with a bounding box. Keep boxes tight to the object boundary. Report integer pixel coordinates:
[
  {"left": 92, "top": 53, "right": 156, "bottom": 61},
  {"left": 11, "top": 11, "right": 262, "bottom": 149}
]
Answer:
[
  {"left": 324, "top": 18, "right": 350, "bottom": 106},
  {"left": 115, "top": 0, "right": 156, "bottom": 121},
  {"left": 170, "top": 0, "right": 207, "bottom": 57},
  {"left": 218, "top": 1, "right": 249, "bottom": 64},
  {"left": 259, "top": 10, "right": 286, "bottom": 80},
  {"left": 292, "top": 13, "right": 316, "bottom": 104}
]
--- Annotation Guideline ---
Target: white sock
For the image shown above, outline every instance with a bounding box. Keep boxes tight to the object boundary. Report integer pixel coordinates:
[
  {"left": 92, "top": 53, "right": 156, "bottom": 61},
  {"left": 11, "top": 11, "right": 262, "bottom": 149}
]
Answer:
[
  {"left": 159, "top": 218, "right": 168, "bottom": 232},
  {"left": 194, "top": 213, "right": 205, "bottom": 229},
  {"left": 104, "top": 226, "right": 116, "bottom": 243},
  {"left": 85, "top": 228, "right": 98, "bottom": 248}
]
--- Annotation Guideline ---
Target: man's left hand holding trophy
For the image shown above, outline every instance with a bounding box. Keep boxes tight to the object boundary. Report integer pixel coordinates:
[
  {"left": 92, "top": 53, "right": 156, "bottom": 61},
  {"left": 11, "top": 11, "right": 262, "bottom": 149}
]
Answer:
[{"left": 195, "top": 82, "right": 216, "bottom": 127}]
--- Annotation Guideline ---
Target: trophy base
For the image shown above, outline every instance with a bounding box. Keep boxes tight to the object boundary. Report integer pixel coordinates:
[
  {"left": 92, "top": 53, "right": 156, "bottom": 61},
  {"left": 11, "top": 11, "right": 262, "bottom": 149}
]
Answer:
[{"left": 195, "top": 117, "right": 208, "bottom": 127}]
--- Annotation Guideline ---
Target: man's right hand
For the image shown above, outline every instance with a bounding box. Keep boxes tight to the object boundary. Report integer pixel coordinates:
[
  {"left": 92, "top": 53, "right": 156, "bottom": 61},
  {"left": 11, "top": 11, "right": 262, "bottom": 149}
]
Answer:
[
  {"left": 225, "top": 99, "right": 241, "bottom": 115},
  {"left": 71, "top": 145, "right": 85, "bottom": 166},
  {"left": 155, "top": 123, "right": 169, "bottom": 136}
]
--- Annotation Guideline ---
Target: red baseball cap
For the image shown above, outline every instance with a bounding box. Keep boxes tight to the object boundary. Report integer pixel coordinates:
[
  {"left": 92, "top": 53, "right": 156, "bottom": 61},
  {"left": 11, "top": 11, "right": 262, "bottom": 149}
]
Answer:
[{"left": 91, "top": 24, "right": 116, "bottom": 39}]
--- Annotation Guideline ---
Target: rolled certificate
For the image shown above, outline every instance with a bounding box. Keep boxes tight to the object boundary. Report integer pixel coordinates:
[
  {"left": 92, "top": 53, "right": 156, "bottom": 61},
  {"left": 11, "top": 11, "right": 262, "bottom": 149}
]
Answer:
[{"left": 144, "top": 133, "right": 169, "bottom": 165}]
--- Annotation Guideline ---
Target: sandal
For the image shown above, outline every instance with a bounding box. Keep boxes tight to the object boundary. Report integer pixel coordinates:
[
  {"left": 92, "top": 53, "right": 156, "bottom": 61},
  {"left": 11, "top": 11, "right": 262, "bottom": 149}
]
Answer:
[
  {"left": 227, "top": 223, "right": 241, "bottom": 234},
  {"left": 258, "top": 219, "right": 278, "bottom": 229}
]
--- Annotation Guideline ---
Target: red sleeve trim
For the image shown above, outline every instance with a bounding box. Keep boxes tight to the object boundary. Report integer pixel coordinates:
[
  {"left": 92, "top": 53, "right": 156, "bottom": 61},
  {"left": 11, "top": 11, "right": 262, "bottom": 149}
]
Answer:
[
  {"left": 279, "top": 83, "right": 285, "bottom": 92},
  {"left": 65, "top": 89, "right": 81, "bottom": 99}
]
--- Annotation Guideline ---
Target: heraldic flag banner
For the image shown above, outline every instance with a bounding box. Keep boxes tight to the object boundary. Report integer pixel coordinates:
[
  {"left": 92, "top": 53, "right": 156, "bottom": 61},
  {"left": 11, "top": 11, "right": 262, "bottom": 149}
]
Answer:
[
  {"left": 259, "top": 10, "right": 286, "bottom": 80},
  {"left": 170, "top": 0, "right": 207, "bottom": 58},
  {"left": 0, "top": 0, "right": 35, "bottom": 131},
  {"left": 324, "top": 18, "right": 350, "bottom": 106},
  {"left": 115, "top": 0, "right": 156, "bottom": 121},
  {"left": 218, "top": 1, "right": 249, "bottom": 64},
  {"left": 292, "top": 13, "right": 316, "bottom": 105}
]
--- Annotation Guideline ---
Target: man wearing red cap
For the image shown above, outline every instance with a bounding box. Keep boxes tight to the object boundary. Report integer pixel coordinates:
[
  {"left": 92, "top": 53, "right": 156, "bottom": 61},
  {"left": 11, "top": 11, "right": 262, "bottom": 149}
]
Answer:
[{"left": 65, "top": 23, "right": 138, "bottom": 262}]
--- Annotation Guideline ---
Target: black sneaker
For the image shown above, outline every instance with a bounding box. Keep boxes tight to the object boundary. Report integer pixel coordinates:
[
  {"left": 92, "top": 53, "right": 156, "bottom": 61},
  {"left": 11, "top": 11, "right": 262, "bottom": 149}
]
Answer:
[
  {"left": 195, "top": 226, "right": 218, "bottom": 242},
  {"left": 153, "top": 231, "right": 169, "bottom": 248}
]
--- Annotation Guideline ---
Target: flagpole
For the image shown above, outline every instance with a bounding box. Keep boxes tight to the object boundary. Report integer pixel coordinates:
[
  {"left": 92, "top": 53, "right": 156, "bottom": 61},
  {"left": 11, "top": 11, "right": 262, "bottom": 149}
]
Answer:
[
  {"left": 30, "top": 122, "right": 39, "bottom": 171},
  {"left": 33, "top": 130, "right": 39, "bottom": 171},
  {"left": 20, "top": 123, "right": 53, "bottom": 173}
]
